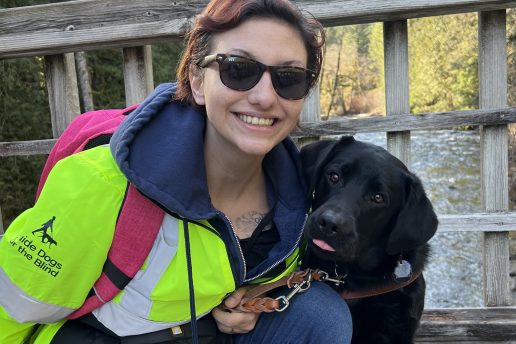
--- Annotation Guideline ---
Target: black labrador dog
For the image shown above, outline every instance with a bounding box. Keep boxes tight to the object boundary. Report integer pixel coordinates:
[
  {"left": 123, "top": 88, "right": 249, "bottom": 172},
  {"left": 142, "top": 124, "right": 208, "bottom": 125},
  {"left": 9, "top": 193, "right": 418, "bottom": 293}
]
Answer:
[{"left": 300, "top": 136, "right": 438, "bottom": 344}]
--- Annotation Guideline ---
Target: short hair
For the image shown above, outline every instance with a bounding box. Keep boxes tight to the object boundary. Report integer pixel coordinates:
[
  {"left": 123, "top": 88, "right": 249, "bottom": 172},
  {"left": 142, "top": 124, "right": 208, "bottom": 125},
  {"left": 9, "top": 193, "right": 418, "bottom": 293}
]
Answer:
[{"left": 174, "top": 0, "right": 325, "bottom": 106}]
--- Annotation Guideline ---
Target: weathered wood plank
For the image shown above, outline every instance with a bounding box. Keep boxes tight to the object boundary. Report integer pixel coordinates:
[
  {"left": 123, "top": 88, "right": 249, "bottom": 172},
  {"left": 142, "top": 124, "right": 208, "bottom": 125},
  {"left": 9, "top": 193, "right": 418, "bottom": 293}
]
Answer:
[
  {"left": 384, "top": 20, "right": 411, "bottom": 165},
  {"left": 123, "top": 46, "right": 154, "bottom": 105},
  {"left": 1, "top": 106, "right": 516, "bottom": 157},
  {"left": 479, "top": 10, "right": 512, "bottom": 307},
  {"left": 2, "top": 0, "right": 516, "bottom": 58},
  {"left": 0, "top": 0, "right": 198, "bottom": 59},
  {"left": 438, "top": 212, "right": 516, "bottom": 233},
  {"left": 44, "top": 54, "right": 81, "bottom": 137},
  {"left": 299, "top": 0, "right": 516, "bottom": 27},
  {"left": 291, "top": 107, "right": 516, "bottom": 137},
  {"left": 298, "top": 83, "right": 322, "bottom": 147},
  {"left": 0, "top": 0, "right": 203, "bottom": 35},
  {"left": 416, "top": 307, "right": 516, "bottom": 342},
  {"left": 0, "top": 139, "right": 56, "bottom": 157}
]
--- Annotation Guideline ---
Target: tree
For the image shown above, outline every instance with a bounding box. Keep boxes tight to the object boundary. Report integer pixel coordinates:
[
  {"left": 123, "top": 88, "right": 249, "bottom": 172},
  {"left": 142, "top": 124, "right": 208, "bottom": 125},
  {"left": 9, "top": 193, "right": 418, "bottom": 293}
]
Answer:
[
  {"left": 320, "top": 24, "right": 383, "bottom": 117},
  {"left": 0, "top": 57, "right": 52, "bottom": 227},
  {"left": 408, "top": 14, "right": 478, "bottom": 113}
]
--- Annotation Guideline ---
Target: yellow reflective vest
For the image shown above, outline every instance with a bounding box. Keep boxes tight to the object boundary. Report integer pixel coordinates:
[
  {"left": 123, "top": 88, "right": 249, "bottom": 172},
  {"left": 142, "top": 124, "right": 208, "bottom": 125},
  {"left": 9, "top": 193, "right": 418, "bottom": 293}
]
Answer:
[
  {"left": 0, "top": 146, "right": 301, "bottom": 343},
  {"left": 0, "top": 83, "right": 308, "bottom": 343}
]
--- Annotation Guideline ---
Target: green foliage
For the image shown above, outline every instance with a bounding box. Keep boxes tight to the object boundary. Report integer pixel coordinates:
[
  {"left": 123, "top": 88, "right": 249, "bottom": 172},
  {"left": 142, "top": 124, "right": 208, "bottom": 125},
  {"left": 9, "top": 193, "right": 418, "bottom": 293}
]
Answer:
[
  {"left": 0, "top": 41, "right": 185, "bottom": 228},
  {"left": 85, "top": 43, "right": 184, "bottom": 111},
  {"left": 320, "top": 24, "right": 384, "bottom": 117},
  {"left": 0, "top": 57, "right": 52, "bottom": 227},
  {"left": 153, "top": 42, "right": 185, "bottom": 85},
  {"left": 88, "top": 49, "right": 126, "bottom": 109},
  {"left": 320, "top": 13, "right": 481, "bottom": 117},
  {"left": 408, "top": 14, "right": 479, "bottom": 113}
]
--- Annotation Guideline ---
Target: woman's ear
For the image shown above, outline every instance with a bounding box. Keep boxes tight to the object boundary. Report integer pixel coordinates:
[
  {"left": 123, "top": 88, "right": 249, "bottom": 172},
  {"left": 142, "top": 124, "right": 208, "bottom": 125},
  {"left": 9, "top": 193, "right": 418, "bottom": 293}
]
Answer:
[{"left": 189, "top": 65, "right": 206, "bottom": 105}]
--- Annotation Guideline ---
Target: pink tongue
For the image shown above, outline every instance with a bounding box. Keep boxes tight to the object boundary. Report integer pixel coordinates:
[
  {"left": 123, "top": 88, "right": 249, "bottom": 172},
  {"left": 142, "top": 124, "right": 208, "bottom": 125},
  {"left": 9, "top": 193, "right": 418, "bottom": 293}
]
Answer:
[{"left": 312, "top": 239, "right": 336, "bottom": 252}]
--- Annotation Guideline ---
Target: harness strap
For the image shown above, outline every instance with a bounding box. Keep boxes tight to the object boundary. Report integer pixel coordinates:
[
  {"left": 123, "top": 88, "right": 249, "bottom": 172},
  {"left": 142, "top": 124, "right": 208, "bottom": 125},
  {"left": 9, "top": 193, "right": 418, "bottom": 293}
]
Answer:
[{"left": 232, "top": 268, "right": 423, "bottom": 313}]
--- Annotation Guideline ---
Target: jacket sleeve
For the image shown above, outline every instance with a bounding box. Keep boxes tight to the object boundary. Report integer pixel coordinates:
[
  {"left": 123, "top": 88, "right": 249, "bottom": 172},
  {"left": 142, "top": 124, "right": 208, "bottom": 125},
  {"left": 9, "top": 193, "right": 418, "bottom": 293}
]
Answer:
[
  {"left": 0, "top": 146, "right": 127, "bottom": 326},
  {"left": 0, "top": 305, "right": 36, "bottom": 344}
]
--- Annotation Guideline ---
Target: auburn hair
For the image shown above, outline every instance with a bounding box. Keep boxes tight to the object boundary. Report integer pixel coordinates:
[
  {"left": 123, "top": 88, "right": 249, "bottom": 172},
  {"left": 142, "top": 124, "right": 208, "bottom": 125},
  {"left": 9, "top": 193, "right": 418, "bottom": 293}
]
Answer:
[{"left": 174, "top": 0, "right": 325, "bottom": 106}]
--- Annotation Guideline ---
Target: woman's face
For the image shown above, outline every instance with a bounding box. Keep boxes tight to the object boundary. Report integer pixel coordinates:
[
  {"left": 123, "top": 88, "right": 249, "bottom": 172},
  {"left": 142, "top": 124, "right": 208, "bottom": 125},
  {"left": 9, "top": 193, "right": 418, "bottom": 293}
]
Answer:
[{"left": 191, "top": 18, "right": 308, "bottom": 157}]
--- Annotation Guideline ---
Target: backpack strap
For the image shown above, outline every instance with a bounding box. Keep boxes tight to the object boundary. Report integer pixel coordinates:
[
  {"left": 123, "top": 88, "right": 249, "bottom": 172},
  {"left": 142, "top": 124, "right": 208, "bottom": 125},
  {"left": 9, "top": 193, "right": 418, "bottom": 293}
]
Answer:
[
  {"left": 68, "top": 184, "right": 165, "bottom": 319},
  {"left": 37, "top": 104, "right": 139, "bottom": 199},
  {"left": 35, "top": 103, "right": 164, "bottom": 318}
]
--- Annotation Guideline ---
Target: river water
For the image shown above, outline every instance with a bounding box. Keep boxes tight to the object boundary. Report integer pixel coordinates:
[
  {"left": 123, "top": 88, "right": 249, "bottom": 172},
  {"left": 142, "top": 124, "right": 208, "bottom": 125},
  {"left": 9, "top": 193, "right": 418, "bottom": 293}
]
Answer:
[{"left": 355, "top": 129, "right": 483, "bottom": 308}]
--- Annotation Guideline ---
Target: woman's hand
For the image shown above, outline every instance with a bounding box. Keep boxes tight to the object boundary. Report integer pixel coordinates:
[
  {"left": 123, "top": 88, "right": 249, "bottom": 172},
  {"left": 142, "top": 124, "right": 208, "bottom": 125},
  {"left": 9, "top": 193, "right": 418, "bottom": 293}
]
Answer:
[{"left": 212, "top": 287, "right": 261, "bottom": 334}]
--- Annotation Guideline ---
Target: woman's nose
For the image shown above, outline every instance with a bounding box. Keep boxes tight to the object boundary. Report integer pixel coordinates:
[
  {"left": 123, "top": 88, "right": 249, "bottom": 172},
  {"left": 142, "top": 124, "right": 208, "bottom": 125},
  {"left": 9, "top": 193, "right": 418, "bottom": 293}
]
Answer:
[{"left": 247, "top": 70, "right": 278, "bottom": 108}]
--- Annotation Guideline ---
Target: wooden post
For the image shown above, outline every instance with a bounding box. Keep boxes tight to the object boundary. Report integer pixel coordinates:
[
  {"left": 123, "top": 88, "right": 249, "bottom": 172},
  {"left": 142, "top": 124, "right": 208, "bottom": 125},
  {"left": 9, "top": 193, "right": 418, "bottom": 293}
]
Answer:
[
  {"left": 123, "top": 46, "right": 154, "bottom": 105},
  {"left": 75, "top": 51, "right": 94, "bottom": 112},
  {"left": 44, "top": 53, "right": 81, "bottom": 137},
  {"left": 384, "top": 20, "right": 411, "bottom": 165},
  {"left": 479, "top": 10, "right": 512, "bottom": 306},
  {"left": 298, "top": 83, "right": 321, "bottom": 147}
]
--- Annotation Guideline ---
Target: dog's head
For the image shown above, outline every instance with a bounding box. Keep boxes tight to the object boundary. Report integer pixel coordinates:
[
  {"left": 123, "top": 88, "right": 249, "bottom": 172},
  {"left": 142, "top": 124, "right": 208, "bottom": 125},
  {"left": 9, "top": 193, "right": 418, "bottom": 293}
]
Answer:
[{"left": 300, "top": 136, "right": 438, "bottom": 265}]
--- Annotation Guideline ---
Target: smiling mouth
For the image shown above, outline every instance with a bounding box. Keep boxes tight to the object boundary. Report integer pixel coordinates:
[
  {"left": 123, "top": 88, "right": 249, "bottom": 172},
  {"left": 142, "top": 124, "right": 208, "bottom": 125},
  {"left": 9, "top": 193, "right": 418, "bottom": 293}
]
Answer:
[{"left": 237, "top": 113, "right": 275, "bottom": 127}]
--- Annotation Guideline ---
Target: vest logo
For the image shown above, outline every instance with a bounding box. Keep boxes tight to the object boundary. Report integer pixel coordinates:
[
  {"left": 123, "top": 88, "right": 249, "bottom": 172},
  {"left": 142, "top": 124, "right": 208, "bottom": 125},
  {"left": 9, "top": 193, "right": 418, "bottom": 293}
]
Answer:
[
  {"left": 8, "top": 215, "right": 63, "bottom": 278},
  {"left": 32, "top": 216, "right": 58, "bottom": 248}
]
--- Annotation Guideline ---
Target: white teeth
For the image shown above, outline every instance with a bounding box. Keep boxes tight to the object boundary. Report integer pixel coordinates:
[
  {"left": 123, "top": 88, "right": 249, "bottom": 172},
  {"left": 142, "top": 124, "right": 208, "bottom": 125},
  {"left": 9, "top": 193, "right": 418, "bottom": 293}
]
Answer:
[{"left": 238, "top": 114, "right": 274, "bottom": 127}]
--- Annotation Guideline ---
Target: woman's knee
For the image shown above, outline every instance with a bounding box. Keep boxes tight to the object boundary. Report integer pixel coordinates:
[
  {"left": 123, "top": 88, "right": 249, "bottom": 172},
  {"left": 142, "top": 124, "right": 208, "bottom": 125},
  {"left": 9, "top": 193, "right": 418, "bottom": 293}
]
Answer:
[
  {"left": 293, "top": 282, "right": 351, "bottom": 323},
  {"left": 235, "top": 282, "right": 352, "bottom": 344},
  {"left": 288, "top": 282, "right": 352, "bottom": 341}
]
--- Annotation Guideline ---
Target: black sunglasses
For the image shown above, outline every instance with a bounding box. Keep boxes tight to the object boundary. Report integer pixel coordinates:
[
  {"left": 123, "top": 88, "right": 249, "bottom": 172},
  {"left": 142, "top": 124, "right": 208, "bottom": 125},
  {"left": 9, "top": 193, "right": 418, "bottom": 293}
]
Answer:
[{"left": 198, "top": 54, "right": 315, "bottom": 100}]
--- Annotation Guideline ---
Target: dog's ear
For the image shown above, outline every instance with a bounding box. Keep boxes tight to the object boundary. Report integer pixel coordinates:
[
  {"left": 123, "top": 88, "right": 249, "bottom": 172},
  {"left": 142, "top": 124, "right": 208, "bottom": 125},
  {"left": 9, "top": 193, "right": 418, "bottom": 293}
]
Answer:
[
  {"left": 386, "top": 173, "right": 438, "bottom": 255},
  {"left": 300, "top": 136, "right": 355, "bottom": 195}
]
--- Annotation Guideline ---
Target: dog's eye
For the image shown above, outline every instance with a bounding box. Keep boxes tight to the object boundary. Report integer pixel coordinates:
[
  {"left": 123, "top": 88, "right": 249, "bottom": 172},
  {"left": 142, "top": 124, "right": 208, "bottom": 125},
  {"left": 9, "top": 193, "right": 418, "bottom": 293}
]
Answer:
[
  {"left": 328, "top": 172, "right": 340, "bottom": 184},
  {"left": 372, "top": 194, "right": 385, "bottom": 203}
]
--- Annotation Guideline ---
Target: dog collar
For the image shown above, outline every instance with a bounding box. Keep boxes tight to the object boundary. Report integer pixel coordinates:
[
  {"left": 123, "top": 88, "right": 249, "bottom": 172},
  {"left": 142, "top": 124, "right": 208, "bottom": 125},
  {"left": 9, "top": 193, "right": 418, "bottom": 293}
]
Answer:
[
  {"left": 318, "top": 258, "right": 422, "bottom": 300},
  {"left": 337, "top": 269, "right": 422, "bottom": 300}
]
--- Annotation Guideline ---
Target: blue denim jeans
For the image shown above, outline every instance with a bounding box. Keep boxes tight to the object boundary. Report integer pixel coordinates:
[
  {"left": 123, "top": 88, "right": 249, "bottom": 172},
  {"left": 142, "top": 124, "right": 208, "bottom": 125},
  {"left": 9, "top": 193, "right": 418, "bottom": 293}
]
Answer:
[{"left": 234, "top": 281, "right": 353, "bottom": 344}]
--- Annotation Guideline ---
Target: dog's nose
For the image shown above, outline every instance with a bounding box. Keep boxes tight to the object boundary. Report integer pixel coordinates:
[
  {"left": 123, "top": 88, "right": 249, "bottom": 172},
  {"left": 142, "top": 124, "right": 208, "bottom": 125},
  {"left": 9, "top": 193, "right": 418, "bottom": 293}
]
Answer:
[{"left": 316, "top": 209, "right": 353, "bottom": 234}]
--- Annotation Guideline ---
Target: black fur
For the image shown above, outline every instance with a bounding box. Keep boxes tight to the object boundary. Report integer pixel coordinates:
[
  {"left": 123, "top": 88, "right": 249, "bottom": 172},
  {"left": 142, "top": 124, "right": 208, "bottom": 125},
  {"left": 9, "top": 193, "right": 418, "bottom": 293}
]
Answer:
[{"left": 300, "top": 137, "right": 438, "bottom": 344}]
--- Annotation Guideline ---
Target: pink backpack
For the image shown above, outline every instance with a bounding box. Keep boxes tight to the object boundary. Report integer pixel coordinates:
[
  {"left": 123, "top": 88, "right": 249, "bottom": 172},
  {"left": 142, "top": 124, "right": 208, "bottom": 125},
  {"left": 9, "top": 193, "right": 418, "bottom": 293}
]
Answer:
[{"left": 36, "top": 105, "right": 165, "bottom": 319}]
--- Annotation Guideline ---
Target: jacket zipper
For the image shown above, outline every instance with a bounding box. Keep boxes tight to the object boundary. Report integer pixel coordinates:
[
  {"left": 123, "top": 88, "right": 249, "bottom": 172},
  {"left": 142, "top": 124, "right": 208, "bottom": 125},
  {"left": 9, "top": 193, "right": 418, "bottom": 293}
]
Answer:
[
  {"left": 218, "top": 211, "right": 247, "bottom": 285},
  {"left": 245, "top": 213, "right": 308, "bottom": 283}
]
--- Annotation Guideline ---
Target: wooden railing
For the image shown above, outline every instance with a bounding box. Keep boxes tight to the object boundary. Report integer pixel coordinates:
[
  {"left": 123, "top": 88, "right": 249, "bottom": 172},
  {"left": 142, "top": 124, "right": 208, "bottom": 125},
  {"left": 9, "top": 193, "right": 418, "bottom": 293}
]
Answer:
[{"left": 1, "top": 0, "right": 516, "bottom": 342}]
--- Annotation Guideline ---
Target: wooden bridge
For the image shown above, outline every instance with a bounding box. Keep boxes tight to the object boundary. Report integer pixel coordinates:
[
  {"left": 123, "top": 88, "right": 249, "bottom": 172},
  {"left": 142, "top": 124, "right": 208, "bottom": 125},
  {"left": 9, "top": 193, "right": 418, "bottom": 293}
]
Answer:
[{"left": 1, "top": 0, "right": 516, "bottom": 342}]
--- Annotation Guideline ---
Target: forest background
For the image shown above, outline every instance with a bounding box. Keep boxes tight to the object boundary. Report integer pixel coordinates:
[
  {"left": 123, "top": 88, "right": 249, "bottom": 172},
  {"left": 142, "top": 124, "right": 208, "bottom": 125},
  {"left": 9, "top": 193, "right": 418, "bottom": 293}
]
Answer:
[{"left": 1, "top": 0, "right": 516, "bottom": 227}]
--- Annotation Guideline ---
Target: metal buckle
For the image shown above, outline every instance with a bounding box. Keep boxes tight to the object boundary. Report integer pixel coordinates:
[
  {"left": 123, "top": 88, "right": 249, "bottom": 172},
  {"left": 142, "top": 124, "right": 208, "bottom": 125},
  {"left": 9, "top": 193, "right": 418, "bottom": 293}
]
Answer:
[
  {"left": 318, "top": 270, "right": 347, "bottom": 286},
  {"left": 274, "top": 276, "right": 312, "bottom": 312}
]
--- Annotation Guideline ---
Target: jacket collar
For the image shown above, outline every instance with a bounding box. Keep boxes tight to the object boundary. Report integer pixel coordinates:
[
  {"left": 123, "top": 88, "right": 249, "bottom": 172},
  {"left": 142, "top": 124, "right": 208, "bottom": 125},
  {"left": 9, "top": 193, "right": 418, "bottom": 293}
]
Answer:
[{"left": 110, "top": 83, "right": 308, "bottom": 222}]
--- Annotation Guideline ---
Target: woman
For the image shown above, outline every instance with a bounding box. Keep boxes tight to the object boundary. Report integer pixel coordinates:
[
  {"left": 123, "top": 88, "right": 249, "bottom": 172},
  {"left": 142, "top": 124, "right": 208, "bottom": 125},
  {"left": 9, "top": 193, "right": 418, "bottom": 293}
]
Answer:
[{"left": 0, "top": 0, "right": 352, "bottom": 343}]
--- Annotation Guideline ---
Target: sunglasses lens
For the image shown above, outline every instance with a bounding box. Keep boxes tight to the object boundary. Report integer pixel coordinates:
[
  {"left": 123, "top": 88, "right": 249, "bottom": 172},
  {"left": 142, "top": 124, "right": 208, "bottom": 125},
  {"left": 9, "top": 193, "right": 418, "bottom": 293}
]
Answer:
[
  {"left": 219, "top": 56, "right": 263, "bottom": 91},
  {"left": 273, "top": 67, "right": 312, "bottom": 100},
  {"left": 213, "top": 55, "right": 313, "bottom": 100}
]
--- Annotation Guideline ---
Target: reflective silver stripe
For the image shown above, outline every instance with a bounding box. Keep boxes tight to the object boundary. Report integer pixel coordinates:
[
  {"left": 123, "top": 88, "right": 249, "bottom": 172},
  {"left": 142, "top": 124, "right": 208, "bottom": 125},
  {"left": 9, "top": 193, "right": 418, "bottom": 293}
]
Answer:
[
  {"left": 93, "top": 301, "right": 183, "bottom": 336},
  {"left": 0, "top": 267, "right": 74, "bottom": 323},
  {"left": 94, "top": 213, "right": 181, "bottom": 336},
  {"left": 92, "top": 303, "right": 211, "bottom": 336}
]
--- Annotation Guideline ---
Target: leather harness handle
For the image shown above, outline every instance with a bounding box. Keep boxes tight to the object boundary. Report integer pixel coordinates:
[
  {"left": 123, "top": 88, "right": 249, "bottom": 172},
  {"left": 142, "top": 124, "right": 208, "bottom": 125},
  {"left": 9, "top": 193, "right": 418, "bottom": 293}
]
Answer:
[
  {"left": 229, "top": 270, "right": 322, "bottom": 313},
  {"left": 229, "top": 268, "right": 423, "bottom": 313}
]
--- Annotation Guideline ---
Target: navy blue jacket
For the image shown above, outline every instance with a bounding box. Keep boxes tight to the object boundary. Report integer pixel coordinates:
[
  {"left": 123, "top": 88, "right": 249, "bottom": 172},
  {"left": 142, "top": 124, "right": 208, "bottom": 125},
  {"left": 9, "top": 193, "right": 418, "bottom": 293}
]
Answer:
[{"left": 110, "top": 83, "right": 309, "bottom": 284}]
